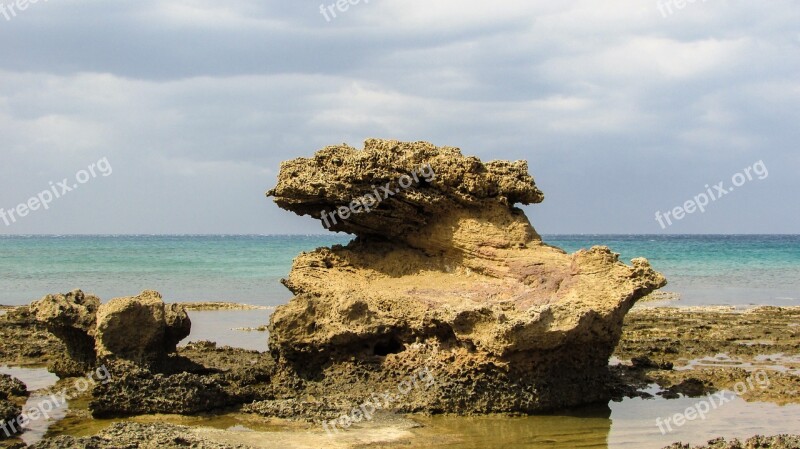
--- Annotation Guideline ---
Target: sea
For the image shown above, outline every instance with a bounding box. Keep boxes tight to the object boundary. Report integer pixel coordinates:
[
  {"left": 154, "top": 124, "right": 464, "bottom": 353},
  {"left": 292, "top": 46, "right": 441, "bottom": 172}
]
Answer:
[
  {"left": 0, "top": 234, "right": 798, "bottom": 307},
  {"left": 2, "top": 235, "right": 800, "bottom": 447}
]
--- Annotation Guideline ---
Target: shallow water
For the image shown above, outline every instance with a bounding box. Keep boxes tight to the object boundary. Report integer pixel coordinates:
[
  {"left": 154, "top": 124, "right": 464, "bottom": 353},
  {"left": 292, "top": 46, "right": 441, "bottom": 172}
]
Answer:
[
  {"left": 406, "top": 395, "right": 800, "bottom": 449},
  {"left": 184, "top": 309, "right": 271, "bottom": 352},
  {"left": 0, "top": 365, "right": 63, "bottom": 445},
  {"left": 40, "top": 392, "right": 800, "bottom": 449},
  {"left": 4, "top": 317, "right": 800, "bottom": 448}
]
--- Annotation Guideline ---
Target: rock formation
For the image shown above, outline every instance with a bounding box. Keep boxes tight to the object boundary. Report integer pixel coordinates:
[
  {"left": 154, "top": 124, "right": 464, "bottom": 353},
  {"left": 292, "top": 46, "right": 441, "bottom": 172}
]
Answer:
[
  {"left": 30, "top": 289, "right": 101, "bottom": 376},
  {"left": 27, "top": 422, "right": 257, "bottom": 449},
  {"left": 90, "top": 341, "right": 274, "bottom": 418},
  {"left": 266, "top": 139, "right": 667, "bottom": 414},
  {"left": 29, "top": 291, "right": 275, "bottom": 418},
  {"left": 30, "top": 289, "right": 191, "bottom": 375},
  {"left": 0, "top": 374, "right": 27, "bottom": 440},
  {"left": 95, "top": 290, "right": 191, "bottom": 365}
]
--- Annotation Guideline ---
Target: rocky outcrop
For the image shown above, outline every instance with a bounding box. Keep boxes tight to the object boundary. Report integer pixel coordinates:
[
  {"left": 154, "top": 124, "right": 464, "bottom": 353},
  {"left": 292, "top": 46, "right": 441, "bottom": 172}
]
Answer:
[
  {"left": 0, "top": 375, "right": 26, "bottom": 399},
  {"left": 663, "top": 435, "right": 800, "bottom": 449},
  {"left": 30, "top": 289, "right": 101, "bottom": 376},
  {"left": 266, "top": 139, "right": 667, "bottom": 414},
  {"left": 268, "top": 138, "right": 543, "bottom": 239},
  {"left": 90, "top": 360, "right": 256, "bottom": 417},
  {"left": 28, "top": 422, "right": 257, "bottom": 449},
  {"left": 95, "top": 290, "right": 191, "bottom": 365},
  {"left": 30, "top": 290, "right": 191, "bottom": 375},
  {"left": 90, "top": 343, "right": 274, "bottom": 418},
  {"left": 0, "top": 374, "right": 27, "bottom": 440},
  {"left": 0, "top": 306, "right": 64, "bottom": 370},
  {"left": 30, "top": 291, "right": 275, "bottom": 418}
]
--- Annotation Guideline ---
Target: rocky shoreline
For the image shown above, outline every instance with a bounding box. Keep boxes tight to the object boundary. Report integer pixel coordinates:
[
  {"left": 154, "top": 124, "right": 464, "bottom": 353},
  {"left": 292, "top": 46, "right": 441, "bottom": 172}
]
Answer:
[
  {"left": 0, "top": 303, "right": 798, "bottom": 448},
  {"left": 0, "top": 140, "right": 796, "bottom": 448}
]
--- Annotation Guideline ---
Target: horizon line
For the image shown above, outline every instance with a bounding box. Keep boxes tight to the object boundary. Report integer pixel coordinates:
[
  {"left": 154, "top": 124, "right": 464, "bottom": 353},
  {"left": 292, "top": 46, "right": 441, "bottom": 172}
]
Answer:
[{"left": 1, "top": 233, "right": 798, "bottom": 237}]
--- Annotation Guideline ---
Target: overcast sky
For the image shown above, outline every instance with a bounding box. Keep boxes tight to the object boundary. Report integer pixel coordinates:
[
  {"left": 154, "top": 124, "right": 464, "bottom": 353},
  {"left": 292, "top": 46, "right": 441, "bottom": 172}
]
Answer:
[{"left": 0, "top": 0, "right": 797, "bottom": 235}]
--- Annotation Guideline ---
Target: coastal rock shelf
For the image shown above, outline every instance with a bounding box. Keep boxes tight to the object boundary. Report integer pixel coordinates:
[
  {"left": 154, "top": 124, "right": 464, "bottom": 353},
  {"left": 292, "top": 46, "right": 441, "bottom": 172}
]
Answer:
[
  {"left": 266, "top": 139, "right": 667, "bottom": 413},
  {"left": 30, "top": 289, "right": 190, "bottom": 376},
  {"left": 27, "top": 291, "right": 274, "bottom": 419}
]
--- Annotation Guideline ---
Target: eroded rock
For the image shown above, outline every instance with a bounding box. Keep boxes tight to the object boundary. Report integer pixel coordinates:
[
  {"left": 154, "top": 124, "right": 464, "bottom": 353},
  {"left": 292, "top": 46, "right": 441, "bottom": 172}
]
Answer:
[
  {"left": 266, "top": 139, "right": 667, "bottom": 414},
  {"left": 663, "top": 435, "right": 800, "bottom": 449},
  {"left": 0, "top": 374, "right": 27, "bottom": 441},
  {"left": 30, "top": 289, "right": 101, "bottom": 376},
  {"left": 95, "top": 290, "right": 191, "bottom": 366},
  {"left": 30, "top": 290, "right": 191, "bottom": 375},
  {"left": 267, "top": 138, "right": 543, "bottom": 240},
  {"left": 28, "top": 422, "right": 256, "bottom": 449},
  {"left": 90, "top": 361, "right": 254, "bottom": 417},
  {"left": 89, "top": 344, "right": 274, "bottom": 418}
]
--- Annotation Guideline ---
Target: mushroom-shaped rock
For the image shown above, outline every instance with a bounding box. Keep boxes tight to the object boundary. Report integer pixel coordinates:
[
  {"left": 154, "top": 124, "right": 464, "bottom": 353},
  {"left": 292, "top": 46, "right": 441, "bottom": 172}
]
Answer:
[{"left": 266, "top": 139, "right": 667, "bottom": 413}]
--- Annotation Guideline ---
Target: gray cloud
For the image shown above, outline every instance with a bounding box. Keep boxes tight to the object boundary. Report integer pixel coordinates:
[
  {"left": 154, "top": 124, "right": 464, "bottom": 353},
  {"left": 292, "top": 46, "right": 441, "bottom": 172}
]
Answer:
[{"left": 0, "top": 0, "right": 798, "bottom": 234}]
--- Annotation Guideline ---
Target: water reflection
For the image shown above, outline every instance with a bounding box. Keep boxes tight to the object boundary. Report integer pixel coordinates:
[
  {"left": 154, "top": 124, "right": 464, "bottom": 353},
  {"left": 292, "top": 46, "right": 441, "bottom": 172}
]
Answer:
[
  {"left": 406, "top": 395, "right": 800, "bottom": 449},
  {"left": 408, "top": 404, "right": 611, "bottom": 448},
  {"left": 0, "top": 365, "right": 63, "bottom": 445},
  {"left": 183, "top": 310, "right": 271, "bottom": 352}
]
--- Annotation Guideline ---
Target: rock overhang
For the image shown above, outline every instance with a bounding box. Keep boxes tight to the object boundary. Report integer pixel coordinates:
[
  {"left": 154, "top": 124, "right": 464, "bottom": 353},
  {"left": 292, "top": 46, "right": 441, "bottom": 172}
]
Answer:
[{"left": 265, "top": 138, "right": 666, "bottom": 413}]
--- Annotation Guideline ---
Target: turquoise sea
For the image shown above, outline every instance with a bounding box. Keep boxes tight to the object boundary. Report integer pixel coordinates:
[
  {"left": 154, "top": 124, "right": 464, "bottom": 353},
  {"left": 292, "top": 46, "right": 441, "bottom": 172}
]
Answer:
[{"left": 0, "top": 234, "right": 798, "bottom": 307}]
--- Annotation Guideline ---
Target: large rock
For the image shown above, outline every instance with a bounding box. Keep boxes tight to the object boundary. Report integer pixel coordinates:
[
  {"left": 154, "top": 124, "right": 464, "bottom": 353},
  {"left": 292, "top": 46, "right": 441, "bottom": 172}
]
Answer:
[
  {"left": 95, "top": 290, "right": 191, "bottom": 366},
  {"left": 266, "top": 139, "right": 667, "bottom": 413},
  {"left": 30, "top": 290, "right": 191, "bottom": 374},
  {"left": 30, "top": 289, "right": 101, "bottom": 376},
  {"left": 267, "top": 138, "right": 543, "bottom": 240}
]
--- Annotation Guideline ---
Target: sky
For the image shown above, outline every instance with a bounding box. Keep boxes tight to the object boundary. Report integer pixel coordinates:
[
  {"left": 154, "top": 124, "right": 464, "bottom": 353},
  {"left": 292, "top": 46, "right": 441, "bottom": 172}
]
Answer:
[{"left": 0, "top": 0, "right": 797, "bottom": 235}]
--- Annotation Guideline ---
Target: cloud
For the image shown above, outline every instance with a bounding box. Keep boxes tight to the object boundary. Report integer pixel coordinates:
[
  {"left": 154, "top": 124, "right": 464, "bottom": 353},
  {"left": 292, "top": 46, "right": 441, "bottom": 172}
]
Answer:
[{"left": 0, "top": 0, "right": 797, "bottom": 234}]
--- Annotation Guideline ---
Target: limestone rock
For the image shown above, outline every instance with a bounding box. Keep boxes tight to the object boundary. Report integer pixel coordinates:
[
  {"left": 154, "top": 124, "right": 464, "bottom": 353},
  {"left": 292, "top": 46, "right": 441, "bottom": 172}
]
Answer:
[
  {"left": 89, "top": 361, "right": 256, "bottom": 418},
  {"left": 30, "top": 289, "right": 101, "bottom": 376},
  {"left": 89, "top": 345, "right": 274, "bottom": 418},
  {"left": 662, "top": 435, "right": 800, "bottom": 449},
  {"left": 0, "top": 374, "right": 27, "bottom": 400},
  {"left": 28, "top": 422, "right": 257, "bottom": 449},
  {"left": 266, "top": 139, "right": 667, "bottom": 413},
  {"left": 267, "top": 138, "right": 544, "bottom": 240},
  {"left": 0, "top": 374, "right": 27, "bottom": 440},
  {"left": 30, "top": 289, "right": 191, "bottom": 374},
  {"left": 0, "top": 399, "right": 21, "bottom": 439},
  {"left": 95, "top": 290, "right": 191, "bottom": 366}
]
